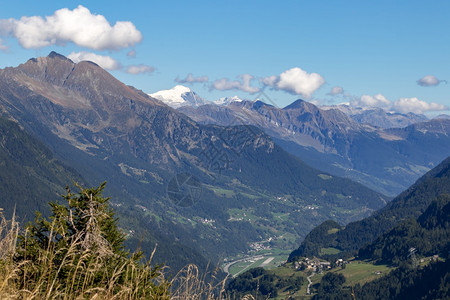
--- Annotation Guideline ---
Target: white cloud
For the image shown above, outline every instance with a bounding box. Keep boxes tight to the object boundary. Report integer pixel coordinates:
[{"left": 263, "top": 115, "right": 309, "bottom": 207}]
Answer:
[
  {"left": 212, "top": 74, "right": 260, "bottom": 94},
  {"left": 355, "top": 94, "right": 391, "bottom": 108},
  {"left": 68, "top": 51, "right": 121, "bottom": 70},
  {"left": 260, "top": 75, "right": 278, "bottom": 86},
  {"left": 0, "top": 5, "right": 142, "bottom": 50},
  {"left": 262, "top": 67, "right": 325, "bottom": 98},
  {"left": 126, "top": 64, "right": 155, "bottom": 75},
  {"left": 348, "top": 93, "right": 448, "bottom": 114},
  {"left": 417, "top": 75, "right": 446, "bottom": 87},
  {"left": 68, "top": 52, "right": 154, "bottom": 75},
  {"left": 277, "top": 68, "right": 325, "bottom": 97},
  {"left": 392, "top": 97, "right": 448, "bottom": 114},
  {"left": 175, "top": 73, "right": 209, "bottom": 84},
  {"left": 328, "top": 86, "right": 344, "bottom": 95}
]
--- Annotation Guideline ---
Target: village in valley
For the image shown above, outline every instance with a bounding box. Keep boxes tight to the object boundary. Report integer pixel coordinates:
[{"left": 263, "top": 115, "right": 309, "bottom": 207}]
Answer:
[{"left": 293, "top": 257, "right": 348, "bottom": 273}]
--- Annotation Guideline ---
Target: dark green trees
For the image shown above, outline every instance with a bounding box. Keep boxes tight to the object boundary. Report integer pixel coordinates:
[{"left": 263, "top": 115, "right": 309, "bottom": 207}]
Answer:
[{"left": 313, "top": 273, "right": 352, "bottom": 300}]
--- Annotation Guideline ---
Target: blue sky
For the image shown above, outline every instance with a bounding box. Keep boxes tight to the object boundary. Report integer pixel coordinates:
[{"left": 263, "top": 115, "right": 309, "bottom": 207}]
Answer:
[{"left": 0, "top": 0, "right": 449, "bottom": 115}]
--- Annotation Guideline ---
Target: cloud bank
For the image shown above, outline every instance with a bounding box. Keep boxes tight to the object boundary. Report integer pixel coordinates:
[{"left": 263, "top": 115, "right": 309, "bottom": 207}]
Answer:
[
  {"left": 392, "top": 97, "right": 448, "bottom": 114},
  {"left": 350, "top": 93, "right": 448, "bottom": 114},
  {"left": 212, "top": 74, "right": 260, "bottom": 94},
  {"left": 0, "top": 5, "right": 142, "bottom": 51},
  {"left": 354, "top": 94, "right": 391, "bottom": 109},
  {"left": 207, "top": 67, "right": 325, "bottom": 98}
]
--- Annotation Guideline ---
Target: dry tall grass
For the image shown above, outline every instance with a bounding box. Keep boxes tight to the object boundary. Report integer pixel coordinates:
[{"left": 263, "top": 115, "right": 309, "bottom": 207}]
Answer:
[{"left": 0, "top": 186, "right": 233, "bottom": 299}]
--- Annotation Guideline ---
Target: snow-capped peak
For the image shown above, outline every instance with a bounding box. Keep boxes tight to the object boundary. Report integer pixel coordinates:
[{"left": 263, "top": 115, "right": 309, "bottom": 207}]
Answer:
[
  {"left": 214, "top": 96, "right": 243, "bottom": 106},
  {"left": 149, "top": 85, "right": 206, "bottom": 108}
]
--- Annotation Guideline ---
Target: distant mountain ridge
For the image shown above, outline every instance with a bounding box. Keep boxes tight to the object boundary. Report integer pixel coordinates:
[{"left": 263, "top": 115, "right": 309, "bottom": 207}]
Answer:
[
  {"left": 178, "top": 98, "right": 450, "bottom": 196},
  {"left": 434, "top": 114, "right": 450, "bottom": 120},
  {"left": 214, "top": 96, "right": 243, "bottom": 106},
  {"left": 321, "top": 104, "right": 429, "bottom": 128}
]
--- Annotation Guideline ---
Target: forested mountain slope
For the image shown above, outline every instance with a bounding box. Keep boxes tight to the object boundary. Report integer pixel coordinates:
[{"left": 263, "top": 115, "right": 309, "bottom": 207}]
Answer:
[
  {"left": 289, "top": 156, "right": 450, "bottom": 261},
  {"left": 0, "top": 116, "right": 83, "bottom": 219}
]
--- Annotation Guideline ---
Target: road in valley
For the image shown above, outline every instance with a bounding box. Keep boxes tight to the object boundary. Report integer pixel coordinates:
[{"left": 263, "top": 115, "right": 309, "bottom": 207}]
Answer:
[{"left": 223, "top": 255, "right": 275, "bottom": 277}]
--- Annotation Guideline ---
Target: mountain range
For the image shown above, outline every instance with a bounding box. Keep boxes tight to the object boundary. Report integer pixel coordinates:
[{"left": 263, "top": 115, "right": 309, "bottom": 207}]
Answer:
[
  {"left": 321, "top": 104, "right": 428, "bottom": 129},
  {"left": 0, "top": 52, "right": 389, "bottom": 271},
  {"left": 167, "top": 89, "right": 450, "bottom": 196}
]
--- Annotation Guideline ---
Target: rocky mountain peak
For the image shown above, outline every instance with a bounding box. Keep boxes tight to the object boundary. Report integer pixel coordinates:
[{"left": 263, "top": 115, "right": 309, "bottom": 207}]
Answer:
[
  {"left": 47, "top": 51, "right": 73, "bottom": 62},
  {"left": 252, "top": 100, "right": 274, "bottom": 110},
  {"left": 15, "top": 52, "right": 76, "bottom": 86},
  {"left": 283, "top": 99, "right": 314, "bottom": 110},
  {"left": 7, "top": 52, "right": 161, "bottom": 110}
]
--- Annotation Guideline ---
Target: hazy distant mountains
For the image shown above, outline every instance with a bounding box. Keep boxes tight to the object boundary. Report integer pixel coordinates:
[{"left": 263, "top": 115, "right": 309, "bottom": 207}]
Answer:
[
  {"left": 434, "top": 114, "right": 450, "bottom": 120},
  {"left": 0, "top": 52, "right": 389, "bottom": 270},
  {"left": 153, "top": 85, "right": 433, "bottom": 129},
  {"left": 321, "top": 104, "right": 428, "bottom": 129},
  {"left": 164, "top": 88, "right": 450, "bottom": 196}
]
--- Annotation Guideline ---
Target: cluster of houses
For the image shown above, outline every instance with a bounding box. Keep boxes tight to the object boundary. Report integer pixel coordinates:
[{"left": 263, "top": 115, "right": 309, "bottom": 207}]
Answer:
[
  {"left": 303, "top": 205, "right": 319, "bottom": 210},
  {"left": 294, "top": 257, "right": 348, "bottom": 273},
  {"left": 198, "top": 218, "right": 216, "bottom": 227},
  {"left": 249, "top": 241, "right": 271, "bottom": 252}
]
